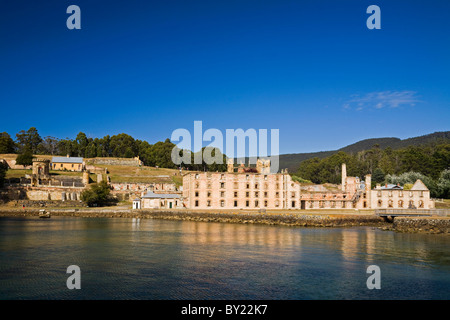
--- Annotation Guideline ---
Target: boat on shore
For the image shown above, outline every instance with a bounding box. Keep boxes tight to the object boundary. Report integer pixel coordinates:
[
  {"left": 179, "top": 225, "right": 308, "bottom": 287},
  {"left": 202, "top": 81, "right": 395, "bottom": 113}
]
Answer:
[{"left": 39, "top": 209, "right": 51, "bottom": 219}]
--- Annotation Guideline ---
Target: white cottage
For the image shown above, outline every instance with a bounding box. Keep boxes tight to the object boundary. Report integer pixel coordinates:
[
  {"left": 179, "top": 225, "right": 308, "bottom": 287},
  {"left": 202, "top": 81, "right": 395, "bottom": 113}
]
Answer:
[
  {"left": 141, "top": 191, "right": 182, "bottom": 209},
  {"left": 132, "top": 198, "right": 141, "bottom": 210}
]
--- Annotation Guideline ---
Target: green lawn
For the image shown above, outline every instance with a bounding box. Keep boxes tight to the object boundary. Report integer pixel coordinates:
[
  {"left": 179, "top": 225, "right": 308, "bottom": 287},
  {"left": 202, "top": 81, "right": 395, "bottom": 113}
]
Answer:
[
  {"left": 435, "top": 199, "right": 450, "bottom": 209},
  {"left": 88, "top": 164, "right": 183, "bottom": 186},
  {"left": 5, "top": 169, "right": 31, "bottom": 179},
  {"left": 3, "top": 155, "right": 186, "bottom": 187}
]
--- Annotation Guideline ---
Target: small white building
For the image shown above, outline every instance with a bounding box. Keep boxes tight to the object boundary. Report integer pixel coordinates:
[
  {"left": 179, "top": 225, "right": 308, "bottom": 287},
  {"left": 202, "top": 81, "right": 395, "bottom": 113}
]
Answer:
[
  {"left": 132, "top": 198, "right": 141, "bottom": 210},
  {"left": 141, "top": 191, "right": 182, "bottom": 209}
]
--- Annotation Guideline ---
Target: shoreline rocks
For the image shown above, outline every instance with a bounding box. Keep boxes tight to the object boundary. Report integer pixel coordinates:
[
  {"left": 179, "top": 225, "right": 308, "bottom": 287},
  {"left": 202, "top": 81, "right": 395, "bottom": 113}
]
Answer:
[
  {"left": 393, "top": 217, "right": 450, "bottom": 234},
  {"left": 0, "top": 208, "right": 386, "bottom": 228},
  {"left": 0, "top": 208, "right": 448, "bottom": 233}
]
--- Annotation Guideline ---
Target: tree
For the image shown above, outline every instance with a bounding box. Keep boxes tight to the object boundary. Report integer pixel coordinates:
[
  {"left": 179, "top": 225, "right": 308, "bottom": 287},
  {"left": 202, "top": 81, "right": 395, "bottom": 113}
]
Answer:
[
  {"left": 110, "top": 133, "right": 137, "bottom": 158},
  {"left": 372, "top": 168, "right": 385, "bottom": 185},
  {"left": 0, "top": 161, "right": 8, "bottom": 188},
  {"left": 15, "top": 150, "right": 34, "bottom": 168},
  {"left": 0, "top": 132, "right": 16, "bottom": 154},
  {"left": 437, "top": 169, "right": 450, "bottom": 199},
  {"left": 81, "top": 181, "right": 114, "bottom": 207},
  {"left": 15, "top": 127, "right": 42, "bottom": 154},
  {"left": 385, "top": 171, "right": 438, "bottom": 197},
  {"left": 85, "top": 140, "right": 98, "bottom": 158},
  {"left": 75, "top": 132, "right": 89, "bottom": 157},
  {"left": 57, "top": 138, "right": 77, "bottom": 156},
  {"left": 39, "top": 136, "right": 60, "bottom": 155}
]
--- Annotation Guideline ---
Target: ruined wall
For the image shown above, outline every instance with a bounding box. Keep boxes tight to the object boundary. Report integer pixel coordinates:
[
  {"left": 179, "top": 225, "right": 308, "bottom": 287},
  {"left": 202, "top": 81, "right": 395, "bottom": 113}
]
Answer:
[
  {"left": 87, "top": 157, "right": 142, "bottom": 166},
  {"left": 1, "top": 187, "right": 83, "bottom": 202},
  {"left": 370, "top": 189, "right": 434, "bottom": 209},
  {"left": 2, "top": 159, "right": 32, "bottom": 170},
  {"left": 26, "top": 188, "right": 82, "bottom": 201},
  {"left": 111, "top": 182, "right": 177, "bottom": 192}
]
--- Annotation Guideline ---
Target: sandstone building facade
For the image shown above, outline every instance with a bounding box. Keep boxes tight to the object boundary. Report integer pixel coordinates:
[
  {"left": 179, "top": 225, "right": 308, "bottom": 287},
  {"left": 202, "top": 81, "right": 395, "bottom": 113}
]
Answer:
[
  {"left": 183, "top": 160, "right": 301, "bottom": 210},
  {"left": 371, "top": 180, "right": 433, "bottom": 209},
  {"left": 51, "top": 155, "right": 84, "bottom": 172},
  {"left": 181, "top": 161, "right": 434, "bottom": 211}
]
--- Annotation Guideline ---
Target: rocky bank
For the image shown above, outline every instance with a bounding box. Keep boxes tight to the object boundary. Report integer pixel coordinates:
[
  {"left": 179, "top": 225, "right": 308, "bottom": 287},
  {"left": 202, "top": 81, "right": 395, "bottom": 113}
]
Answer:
[{"left": 1, "top": 208, "right": 449, "bottom": 233}]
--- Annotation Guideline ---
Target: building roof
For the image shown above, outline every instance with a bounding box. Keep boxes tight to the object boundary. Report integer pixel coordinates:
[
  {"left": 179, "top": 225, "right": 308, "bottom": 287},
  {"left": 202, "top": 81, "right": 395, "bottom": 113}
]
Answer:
[
  {"left": 380, "top": 184, "right": 403, "bottom": 190},
  {"left": 142, "top": 191, "right": 180, "bottom": 199},
  {"left": 410, "top": 179, "right": 429, "bottom": 191},
  {"left": 52, "top": 156, "right": 84, "bottom": 164}
]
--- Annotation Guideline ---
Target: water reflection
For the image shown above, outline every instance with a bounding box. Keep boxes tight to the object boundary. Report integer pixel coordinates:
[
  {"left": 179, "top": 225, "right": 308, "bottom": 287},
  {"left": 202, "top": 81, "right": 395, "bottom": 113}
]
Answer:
[{"left": 0, "top": 216, "right": 449, "bottom": 300}]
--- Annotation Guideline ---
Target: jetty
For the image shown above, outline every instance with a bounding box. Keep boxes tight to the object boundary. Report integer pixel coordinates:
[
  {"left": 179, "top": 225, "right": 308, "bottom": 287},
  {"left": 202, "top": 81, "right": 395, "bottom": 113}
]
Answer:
[{"left": 375, "top": 209, "right": 448, "bottom": 221}]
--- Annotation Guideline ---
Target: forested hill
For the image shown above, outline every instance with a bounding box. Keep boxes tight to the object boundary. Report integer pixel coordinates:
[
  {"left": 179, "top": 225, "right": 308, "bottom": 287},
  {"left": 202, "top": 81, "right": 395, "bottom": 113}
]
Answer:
[{"left": 280, "top": 131, "right": 450, "bottom": 173}]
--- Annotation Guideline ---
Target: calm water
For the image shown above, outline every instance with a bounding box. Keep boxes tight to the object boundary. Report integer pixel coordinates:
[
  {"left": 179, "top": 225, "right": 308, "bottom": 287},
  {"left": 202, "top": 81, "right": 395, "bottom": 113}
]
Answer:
[{"left": 0, "top": 216, "right": 449, "bottom": 300}]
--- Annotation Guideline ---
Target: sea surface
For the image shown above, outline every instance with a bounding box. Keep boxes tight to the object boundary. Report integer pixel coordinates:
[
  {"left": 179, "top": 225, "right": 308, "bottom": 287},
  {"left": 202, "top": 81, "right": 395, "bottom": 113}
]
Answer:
[{"left": 0, "top": 216, "right": 449, "bottom": 300}]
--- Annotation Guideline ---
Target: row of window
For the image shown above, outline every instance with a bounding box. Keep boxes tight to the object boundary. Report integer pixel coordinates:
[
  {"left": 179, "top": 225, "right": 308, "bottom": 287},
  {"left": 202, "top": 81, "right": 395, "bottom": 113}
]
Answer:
[
  {"left": 377, "top": 199, "right": 425, "bottom": 208},
  {"left": 194, "top": 191, "right": 297, "bottom": 198},
  {"left": 194, "top": 199, "right": 298, "bottom": 208},
  {"left": 303, "top": 200, "right": 354, "bottom": 209},
  {"left": 193, "top": 182, "right": 284, "bottom": 190},
  {"left": 52, "top": 163, "right": 82, "bottom": 169},
  {"left": 377, "top": 190, "right": 424, "bottom": 197},
  {"left": 301, "top": 194, "right": 349, "bottom": 200},
  {"left": 195, "top": 174, "right": 274, "bottom": 181}
]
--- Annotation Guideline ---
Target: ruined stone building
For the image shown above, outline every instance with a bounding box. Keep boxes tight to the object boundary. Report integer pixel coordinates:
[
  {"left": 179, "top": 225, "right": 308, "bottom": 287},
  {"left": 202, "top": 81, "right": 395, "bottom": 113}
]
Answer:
[
  {"left": 182, "top": 159, "right": 301, "bottom": 210},
  {"left": 181, "top": 161, "right": 434, "bottom": 210},
  {"left": 5, "top": 158, "right": 86, "bottom": 203},
  {"left": 371, "top": 180, "right": 433, "bottom": 209}
]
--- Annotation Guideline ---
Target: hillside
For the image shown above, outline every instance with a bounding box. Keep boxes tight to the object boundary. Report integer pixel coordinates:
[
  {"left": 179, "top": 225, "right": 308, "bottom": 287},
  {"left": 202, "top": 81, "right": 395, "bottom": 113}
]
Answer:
[
  {"left": 1, "top": 154, "right": 183, "bottom": 186},
  {"left": 280, "top": 131, "right": 450, "bottom": 173}
]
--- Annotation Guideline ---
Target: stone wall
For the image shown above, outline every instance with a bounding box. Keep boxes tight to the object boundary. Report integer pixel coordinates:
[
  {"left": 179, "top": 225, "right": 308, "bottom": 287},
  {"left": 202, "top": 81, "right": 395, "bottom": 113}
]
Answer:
[
  {"left": 87, "top": 157, "right": 142, "bottom": 166},
  {"left": 1, "top": 187, "right": 83, "bottom": 202},
  {"left": 7, "top": 200, "right": 84, "bottom": 208},
  {"left": 393, "top": 217, "right": 450, "bottom": 234},
  {"left": 26, "top": 189, "right": 82, "bottom": 201},
  {"left": 2, "top": 158, "right": 32, "bottom": 170},
  {"left": 111, "top": 182, "right": 177, "bottom": 192}
]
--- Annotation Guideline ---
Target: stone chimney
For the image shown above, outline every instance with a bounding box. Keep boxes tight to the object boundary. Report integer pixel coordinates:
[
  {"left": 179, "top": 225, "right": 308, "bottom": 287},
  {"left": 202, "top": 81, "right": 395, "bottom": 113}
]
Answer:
[
  {"left": 365, "top": 174, "right": 371, "bottom": 192},
  {"left": 227, "top": 159, "right": 234, "bottom": 173},
  {"left": 341, "top": 163, "right": 347, "bottom": 191}
]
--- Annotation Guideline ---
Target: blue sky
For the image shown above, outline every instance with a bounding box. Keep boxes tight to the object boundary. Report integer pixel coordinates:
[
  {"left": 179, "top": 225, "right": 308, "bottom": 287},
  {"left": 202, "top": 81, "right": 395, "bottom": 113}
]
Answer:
[{"left": 1, "top": 0, "right": 449, "bottom": 155}]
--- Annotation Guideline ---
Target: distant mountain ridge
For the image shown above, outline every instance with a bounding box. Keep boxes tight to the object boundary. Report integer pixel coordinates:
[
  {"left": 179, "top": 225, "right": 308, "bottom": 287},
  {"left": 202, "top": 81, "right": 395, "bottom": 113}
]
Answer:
[{"left": 280, "top": 131, "right": 450, "bottom": 173}]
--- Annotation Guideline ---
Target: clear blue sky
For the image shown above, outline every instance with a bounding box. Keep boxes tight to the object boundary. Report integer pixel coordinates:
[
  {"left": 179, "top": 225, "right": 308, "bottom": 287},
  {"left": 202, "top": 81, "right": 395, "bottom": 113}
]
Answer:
[{"left": 1, "top": 0, "right": 449, "bottom": 155}]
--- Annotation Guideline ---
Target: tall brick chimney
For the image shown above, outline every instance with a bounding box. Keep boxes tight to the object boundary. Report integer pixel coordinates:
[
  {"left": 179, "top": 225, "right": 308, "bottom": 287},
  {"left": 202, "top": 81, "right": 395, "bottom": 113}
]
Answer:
[{"left": 341, "top": 163, "right": 347, "bottom": 191}]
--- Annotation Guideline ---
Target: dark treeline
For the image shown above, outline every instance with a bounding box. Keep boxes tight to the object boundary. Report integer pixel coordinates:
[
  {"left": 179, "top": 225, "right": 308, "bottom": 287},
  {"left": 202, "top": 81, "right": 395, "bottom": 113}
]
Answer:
[
  {"left": 295, "top": 142, "right": 450, "bottom": 198},
  {"left": 0, "top": 128, "right": 227, "bottom": 171}
]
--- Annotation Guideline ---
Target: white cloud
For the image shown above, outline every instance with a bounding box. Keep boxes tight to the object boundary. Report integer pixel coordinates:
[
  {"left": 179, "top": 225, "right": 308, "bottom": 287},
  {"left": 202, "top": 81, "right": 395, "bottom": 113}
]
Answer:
[{"left": 344, "top": 90, "right": 421, "bottom": 110}]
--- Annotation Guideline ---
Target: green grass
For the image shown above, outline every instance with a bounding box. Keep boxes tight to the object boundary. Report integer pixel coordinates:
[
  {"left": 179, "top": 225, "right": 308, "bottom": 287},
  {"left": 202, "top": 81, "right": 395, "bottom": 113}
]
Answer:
[
  {"left": 435, "top": 199, "right": 450, "bottom": 209},
  {"left": 5, "top": 169, "right": 31, "bottom": 179},
  {"left": 92, "top": 164, "right": 183, "bottom": 184},
  {"left": 4, "top": 155, "right": 186, "bottom": 186}
]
